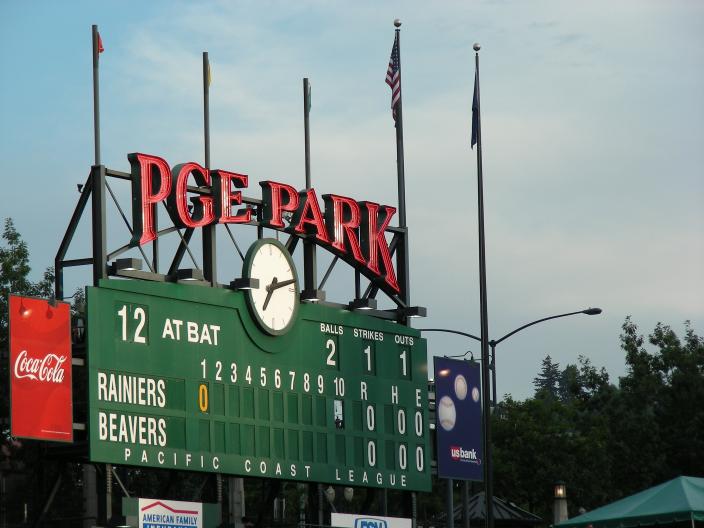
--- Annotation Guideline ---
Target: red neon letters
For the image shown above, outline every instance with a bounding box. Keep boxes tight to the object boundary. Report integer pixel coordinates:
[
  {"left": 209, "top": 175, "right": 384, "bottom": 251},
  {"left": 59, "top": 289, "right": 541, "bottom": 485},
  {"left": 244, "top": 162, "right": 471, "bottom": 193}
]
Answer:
[
  {"left": 129, "top": 153, "right": 399, "bottom": 293},
  {"left": 129, "top": 153, "right": 172, "bottom": 245},
  {"left": 168, "top": 162, "right": 215, "bottom": 229}
]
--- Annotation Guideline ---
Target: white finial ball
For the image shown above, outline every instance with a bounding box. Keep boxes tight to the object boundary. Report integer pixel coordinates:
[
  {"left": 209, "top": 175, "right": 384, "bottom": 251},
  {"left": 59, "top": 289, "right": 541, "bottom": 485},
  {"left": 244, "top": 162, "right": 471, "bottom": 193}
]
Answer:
[
  {"left": 473, "top": 42, "right": 481, "bottom": 51},
  {"left": 394, "top": 19, "right": 402, "bottom": 27}
]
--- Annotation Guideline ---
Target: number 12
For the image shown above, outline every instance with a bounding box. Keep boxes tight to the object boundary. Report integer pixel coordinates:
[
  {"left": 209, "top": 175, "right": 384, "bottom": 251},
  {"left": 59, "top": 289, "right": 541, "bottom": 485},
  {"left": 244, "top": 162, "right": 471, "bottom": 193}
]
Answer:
[{"left": 117, "top": 304, "right": 147, "bottom": 344}]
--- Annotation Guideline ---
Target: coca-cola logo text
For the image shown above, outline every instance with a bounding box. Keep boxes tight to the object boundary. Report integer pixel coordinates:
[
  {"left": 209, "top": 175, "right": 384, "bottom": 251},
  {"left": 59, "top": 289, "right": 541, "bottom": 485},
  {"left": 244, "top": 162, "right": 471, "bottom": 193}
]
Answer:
[{"left": 13, "top": 350, "right": 67, "bottom": 383}]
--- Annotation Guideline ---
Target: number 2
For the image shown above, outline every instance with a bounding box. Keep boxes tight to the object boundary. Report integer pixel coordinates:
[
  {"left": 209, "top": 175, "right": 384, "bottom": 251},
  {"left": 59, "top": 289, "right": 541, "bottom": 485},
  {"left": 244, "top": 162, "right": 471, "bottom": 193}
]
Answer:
[{"left": 326, "top": 339, "right": 336, "bottom": 366}]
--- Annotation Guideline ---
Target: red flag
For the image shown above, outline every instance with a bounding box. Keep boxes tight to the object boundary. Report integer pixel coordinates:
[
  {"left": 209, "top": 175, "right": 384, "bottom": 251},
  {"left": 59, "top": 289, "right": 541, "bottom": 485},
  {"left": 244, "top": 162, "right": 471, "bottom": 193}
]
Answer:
[{"left": 97, "top": 32, "right": 104, "bottom": 54}]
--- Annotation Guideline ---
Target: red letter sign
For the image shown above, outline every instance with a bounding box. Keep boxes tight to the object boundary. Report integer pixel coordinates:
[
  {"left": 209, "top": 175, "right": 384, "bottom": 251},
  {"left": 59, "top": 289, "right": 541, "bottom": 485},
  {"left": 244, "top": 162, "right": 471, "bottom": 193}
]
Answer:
[
  {"left": 293, "top": 189, "right": 330, "bottom": 243},
  {"left": 129, "top": 153, "right": 172, "bottom": 245},
  {"left": 360, "top": 201, "right": 400, "bottom": 293},
  {"left": 213, "top": 170, "right": 251, "bottom": 224},
  {"left": 167, "top": 162, "right": 215, "bottom": 228},
  {"left": 10, "top": 295, "right": 73, "bottom": 442},
  {"left": 323, "top": 194, "right": 366, "bottom": 265},
  {"left": 259, "top": 181, "right": 299, "bottom": 228}
]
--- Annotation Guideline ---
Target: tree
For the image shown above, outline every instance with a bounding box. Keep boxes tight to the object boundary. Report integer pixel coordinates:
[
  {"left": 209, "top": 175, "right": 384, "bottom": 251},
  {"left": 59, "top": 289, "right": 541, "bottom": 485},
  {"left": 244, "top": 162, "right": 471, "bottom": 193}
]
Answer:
[
  {"left": 494, "top": 380, "right": 614, "bottom": 520},
  {"left": 496, "top": 317, "right": 704, "bottom": 520},
  {"left": 1, "top": 218, "right": 55, "bottom": 425},
  {"left": 558, "top": 356, "right": 612, "bottom": 404},
  {"left": 533, "top": 354, "right": 561, "bottom": 399},
  {"left": 607, "top": 318, "right": 704, "bottom": 497},
  {"left": 652, "top": 321, "right": 704, "bottom": 476},
  {"left": 0, "top": 218, "right": 53, "bottom": 349}
]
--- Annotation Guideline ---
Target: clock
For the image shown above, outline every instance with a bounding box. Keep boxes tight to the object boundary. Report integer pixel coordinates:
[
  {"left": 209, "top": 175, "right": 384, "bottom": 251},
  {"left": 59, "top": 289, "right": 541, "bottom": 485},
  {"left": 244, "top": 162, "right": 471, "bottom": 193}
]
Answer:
[{"left": 242, "top": 238, "right": 300, "bottom": 335}]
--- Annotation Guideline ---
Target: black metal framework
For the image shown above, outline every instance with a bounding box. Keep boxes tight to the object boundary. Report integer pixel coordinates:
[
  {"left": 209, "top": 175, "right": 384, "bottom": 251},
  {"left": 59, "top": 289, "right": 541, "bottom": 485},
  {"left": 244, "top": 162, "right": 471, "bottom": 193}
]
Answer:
[{"left": 54, "top": 165, "right": 419, "bottom": 323}]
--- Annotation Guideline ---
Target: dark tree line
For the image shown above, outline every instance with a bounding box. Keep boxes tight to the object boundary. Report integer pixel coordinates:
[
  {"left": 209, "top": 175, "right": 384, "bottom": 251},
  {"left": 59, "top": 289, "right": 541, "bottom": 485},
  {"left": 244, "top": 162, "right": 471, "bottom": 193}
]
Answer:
[{"left": 492, "top": 318, "right": 704, "bottom": 521}]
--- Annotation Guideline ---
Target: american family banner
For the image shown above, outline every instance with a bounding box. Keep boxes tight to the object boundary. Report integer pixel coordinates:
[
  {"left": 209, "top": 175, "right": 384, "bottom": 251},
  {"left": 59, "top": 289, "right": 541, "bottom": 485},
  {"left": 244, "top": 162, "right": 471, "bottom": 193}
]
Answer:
[
  {"left": 138, "top": 498, "right": 203, "bottom": 528},
  {"left": 434, "top": 356, "right": 483, "bottom": 481}
]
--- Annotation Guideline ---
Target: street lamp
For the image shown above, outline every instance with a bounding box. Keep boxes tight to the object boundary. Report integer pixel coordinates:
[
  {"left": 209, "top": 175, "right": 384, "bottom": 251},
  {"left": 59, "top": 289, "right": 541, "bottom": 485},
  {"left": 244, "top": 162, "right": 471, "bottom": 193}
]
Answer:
[
  {"left": 420, "top": 307, "right": 602, "bottom": 404},
  {"left": 554, "top": 480, "right": 568, "bottom": 524},
  {"left": 488, "top": 307, "right": 601, "bottom": 404},
  {"left": 555, "top": 481, "right": 567, "bottom": 499}
]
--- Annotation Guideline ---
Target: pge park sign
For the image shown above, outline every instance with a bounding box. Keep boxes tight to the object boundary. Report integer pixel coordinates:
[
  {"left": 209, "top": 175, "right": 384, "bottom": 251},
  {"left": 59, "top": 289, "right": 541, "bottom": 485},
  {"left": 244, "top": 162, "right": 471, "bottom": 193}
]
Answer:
[{"left": 128, "top": 153, "right": 401, "bottom": 297}]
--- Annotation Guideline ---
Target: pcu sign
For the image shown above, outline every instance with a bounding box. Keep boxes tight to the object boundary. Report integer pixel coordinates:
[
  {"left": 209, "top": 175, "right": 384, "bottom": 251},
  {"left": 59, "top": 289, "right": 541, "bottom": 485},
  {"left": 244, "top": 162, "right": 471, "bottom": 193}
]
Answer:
[
  {"left": 9, "top": 295, "right": 73, "bottom": 442},
  {"left": 331, "top": 513, "right": 411, "bottom": 528},
  {"left": 434, "top": 357, "right": 482, "bottom": 481}
]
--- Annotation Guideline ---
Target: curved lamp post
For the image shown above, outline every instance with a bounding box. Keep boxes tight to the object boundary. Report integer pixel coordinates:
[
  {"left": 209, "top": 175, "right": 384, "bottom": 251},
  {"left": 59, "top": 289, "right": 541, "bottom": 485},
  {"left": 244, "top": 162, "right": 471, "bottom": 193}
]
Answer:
[{"left": 419, "top": 307, "right": 602, "bottom": 405}]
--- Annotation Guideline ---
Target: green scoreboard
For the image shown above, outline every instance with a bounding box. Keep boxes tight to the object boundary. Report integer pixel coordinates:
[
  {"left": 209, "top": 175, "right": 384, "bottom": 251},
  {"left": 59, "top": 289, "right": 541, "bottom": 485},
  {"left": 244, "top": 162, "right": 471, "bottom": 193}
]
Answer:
[{"left": 87, "top": 279, "right": 431, "bottom": 491}]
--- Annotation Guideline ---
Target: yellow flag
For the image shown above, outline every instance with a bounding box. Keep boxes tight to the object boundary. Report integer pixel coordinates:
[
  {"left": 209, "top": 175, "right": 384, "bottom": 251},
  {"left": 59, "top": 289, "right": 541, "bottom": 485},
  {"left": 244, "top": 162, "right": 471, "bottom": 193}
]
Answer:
[{"left": 207, "top": 62, "right": 212, "bottom": 87}]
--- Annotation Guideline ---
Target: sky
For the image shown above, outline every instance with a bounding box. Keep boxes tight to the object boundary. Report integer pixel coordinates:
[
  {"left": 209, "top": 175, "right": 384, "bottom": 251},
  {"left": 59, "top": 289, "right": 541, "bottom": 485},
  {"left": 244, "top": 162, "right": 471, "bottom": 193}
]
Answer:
[{"left": 1, "top": 0, "right": 702, "bottom": 400}]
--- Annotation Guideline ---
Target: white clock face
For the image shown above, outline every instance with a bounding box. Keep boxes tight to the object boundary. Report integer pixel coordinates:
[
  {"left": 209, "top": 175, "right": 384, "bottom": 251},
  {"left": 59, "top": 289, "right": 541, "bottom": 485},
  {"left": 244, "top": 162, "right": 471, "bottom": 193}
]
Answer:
[{"left": 245, "top": 240, "right": 299, "bottom": 335}]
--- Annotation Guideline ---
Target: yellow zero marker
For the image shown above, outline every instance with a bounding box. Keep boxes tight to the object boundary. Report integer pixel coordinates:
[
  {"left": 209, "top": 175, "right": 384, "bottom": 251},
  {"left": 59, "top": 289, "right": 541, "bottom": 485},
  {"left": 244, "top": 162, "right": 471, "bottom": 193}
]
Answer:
[{"left": 198, "top": 383, "right": 209, "bottom": 412}]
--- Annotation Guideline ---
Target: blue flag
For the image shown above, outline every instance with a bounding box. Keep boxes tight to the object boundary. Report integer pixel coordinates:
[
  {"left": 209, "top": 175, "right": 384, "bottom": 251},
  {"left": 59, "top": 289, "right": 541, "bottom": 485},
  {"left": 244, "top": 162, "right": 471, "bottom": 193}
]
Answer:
[{"left": 471, "top": 67, "right": 479, "bottom": 149}]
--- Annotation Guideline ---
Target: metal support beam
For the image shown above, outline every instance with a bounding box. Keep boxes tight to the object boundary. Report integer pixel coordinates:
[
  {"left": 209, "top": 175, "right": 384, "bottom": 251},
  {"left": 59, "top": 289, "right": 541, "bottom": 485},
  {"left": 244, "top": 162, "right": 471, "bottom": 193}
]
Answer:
[
  {"left": 83, "top": 464, "right": 98, "bottom": 528},
  {"left": 32, "top": 470, "right": 63, "bottom": 528},
  {"left": 91, "top": 165, "right": 107, "bottom": 286},
  {"left": 55, "top": 174, "right": 92, "bottom": 298}
]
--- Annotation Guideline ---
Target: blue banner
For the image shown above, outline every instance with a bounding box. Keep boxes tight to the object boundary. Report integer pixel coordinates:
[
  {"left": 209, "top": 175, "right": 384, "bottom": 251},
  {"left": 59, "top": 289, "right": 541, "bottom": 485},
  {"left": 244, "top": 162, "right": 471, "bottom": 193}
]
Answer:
[{"left": 434, "top": 357, "right": 483, "bottom": 481}]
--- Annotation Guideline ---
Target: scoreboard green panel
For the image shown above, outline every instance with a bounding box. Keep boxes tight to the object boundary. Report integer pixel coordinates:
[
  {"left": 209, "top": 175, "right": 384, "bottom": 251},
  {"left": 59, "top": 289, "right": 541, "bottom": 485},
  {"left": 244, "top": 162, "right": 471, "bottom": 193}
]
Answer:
[{"left": 87, "top": 279, "right": 431, "bottom": 491}]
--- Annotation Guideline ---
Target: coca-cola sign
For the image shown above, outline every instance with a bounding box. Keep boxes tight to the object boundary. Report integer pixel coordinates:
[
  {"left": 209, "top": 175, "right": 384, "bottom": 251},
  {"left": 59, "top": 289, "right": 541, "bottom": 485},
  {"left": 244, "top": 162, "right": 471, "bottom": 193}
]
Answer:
[
  {"left": 10, "top": 295, "right": 73, "bottom": 442},
  {"left": 14, "top": 350, "right": 68, "bottom": 383}
]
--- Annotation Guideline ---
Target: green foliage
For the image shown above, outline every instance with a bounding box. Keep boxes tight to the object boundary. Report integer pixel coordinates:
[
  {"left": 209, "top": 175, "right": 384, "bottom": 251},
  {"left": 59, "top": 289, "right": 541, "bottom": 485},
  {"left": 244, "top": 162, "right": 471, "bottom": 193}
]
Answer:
[
  {"left": 533, "top": 354, "right": 561, "bottom": 399},
  {"left": 0, "top": 218, "right": 54, "bottom": 350},
  {"left": 494, "top": 317, "right": 704, "bottom": 520},
  {"left": 607, "top": 318, "right": 704, "bottom": 497}
]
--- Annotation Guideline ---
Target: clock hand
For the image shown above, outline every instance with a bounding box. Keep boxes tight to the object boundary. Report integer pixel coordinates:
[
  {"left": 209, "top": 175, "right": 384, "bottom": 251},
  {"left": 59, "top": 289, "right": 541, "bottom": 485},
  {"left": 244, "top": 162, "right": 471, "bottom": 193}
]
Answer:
[
  {"left": 262, "top": 277, "right": 278, "bottom": 311},
  {"left": 270, "top": 278, "right": 296, "bottom": 291}
]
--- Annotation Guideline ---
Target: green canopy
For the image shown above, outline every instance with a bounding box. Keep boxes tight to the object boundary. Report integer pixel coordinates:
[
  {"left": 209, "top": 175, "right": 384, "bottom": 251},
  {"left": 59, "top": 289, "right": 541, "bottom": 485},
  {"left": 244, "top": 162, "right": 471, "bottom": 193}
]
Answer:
[{"left": 557, "top": 477, "right": 704, "bottom": 528}]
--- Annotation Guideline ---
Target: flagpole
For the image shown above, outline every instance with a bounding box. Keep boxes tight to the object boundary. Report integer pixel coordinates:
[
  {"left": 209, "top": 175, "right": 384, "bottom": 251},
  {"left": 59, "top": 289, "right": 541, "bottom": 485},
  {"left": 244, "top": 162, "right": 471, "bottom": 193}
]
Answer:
[
  {"left": 92, "top": 25, "right": 101, "bottom": 165},
  {"left": 203, "top": 51, "right": 216, "bottom": 285},
  {"left": 87, "top": 23, "right": 104, "bottom": 528},
  {"left": 393, "top": 19, "right": 410, "bottom": 311},
  {"left": 303, "top": 78, "right": 311, "bottom": 189},
  {"left": 389, "top": 23, "right": 418, "bottom": 523},
  {"left": 302, "top": 78, "right": 319, "bottom": 300},
  {"left": 91, "top": 24, "right": 107, "bottom": 286},
  {"left": 473, "top": 42, "right": 495, "bottom": 528}
]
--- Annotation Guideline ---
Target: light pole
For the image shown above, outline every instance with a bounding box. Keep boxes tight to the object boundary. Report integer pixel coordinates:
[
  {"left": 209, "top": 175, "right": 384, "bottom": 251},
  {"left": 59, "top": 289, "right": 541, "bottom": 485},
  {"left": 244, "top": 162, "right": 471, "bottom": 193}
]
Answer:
[{"left": 420, "top": 307, "right": 602, "bottom": 405}]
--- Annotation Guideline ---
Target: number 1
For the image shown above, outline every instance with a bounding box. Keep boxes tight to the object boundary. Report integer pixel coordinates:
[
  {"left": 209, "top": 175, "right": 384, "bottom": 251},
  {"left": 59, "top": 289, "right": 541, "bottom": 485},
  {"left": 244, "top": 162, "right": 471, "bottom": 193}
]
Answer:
[
  {"left": 118, "top": 305, "right": 127, "bottom": 341},
  {"left": 364, "top": 345, "right": 372, "bottom": 372}
]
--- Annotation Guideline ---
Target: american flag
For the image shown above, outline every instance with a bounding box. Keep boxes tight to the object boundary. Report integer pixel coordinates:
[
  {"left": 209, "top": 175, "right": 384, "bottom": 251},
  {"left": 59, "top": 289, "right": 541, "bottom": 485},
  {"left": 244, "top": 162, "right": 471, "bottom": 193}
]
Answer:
[{"left": 385, "top": 33, "right": 401, "bottom": 120}]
